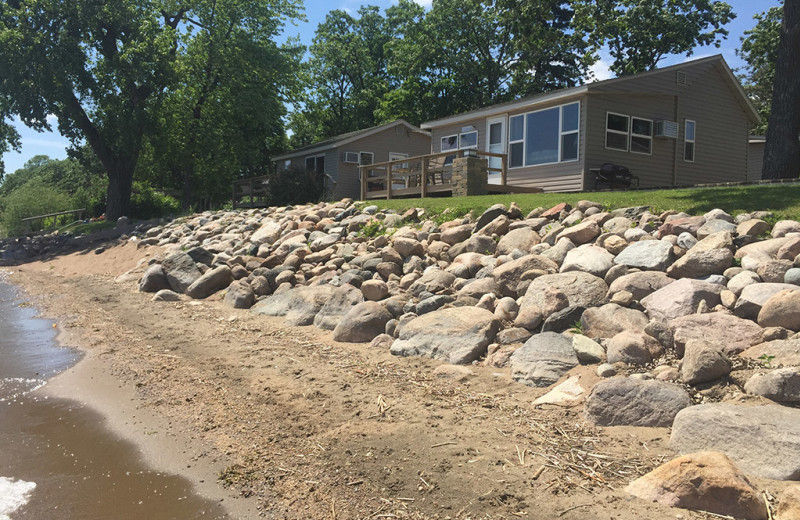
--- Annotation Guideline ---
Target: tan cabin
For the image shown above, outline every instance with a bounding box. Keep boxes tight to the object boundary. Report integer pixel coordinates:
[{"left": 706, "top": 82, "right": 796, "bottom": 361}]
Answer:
[
  {"left": 420, "top": 55, "right": 761, "bottom": 192},
  {"left": 273, "top": 120, "right": 431, "bottom": 200}
]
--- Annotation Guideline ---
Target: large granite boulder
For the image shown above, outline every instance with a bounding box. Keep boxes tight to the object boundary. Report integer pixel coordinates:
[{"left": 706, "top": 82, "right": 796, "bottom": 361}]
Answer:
[
  {"left": 522, "top": 272, "right": 608, "bottom": 310},
  {"left": 671, "top": 403, "right": 800, "bottom": 480},
  {"left": 584, "top": 377, "right": 692, "bottom": 427},
  {"left": 613, "top": 240, "right": 674, "bottom": 271},
  {"left": 390, "top": 307, "right": 500, "bottom": 364},
  {"left": 492, "top": 254, "right": 558, "bottom": 298},
  {"left": 625, "top": 451, "right": 767, "bottom": 520},
  {"left": 641, "top": 278, "right": 723, "bottom": 321},
  {"left": 669, "top": 312, "right": 763, "bottom": 357},
  {"left": 313, "top": 285, "right": 364, "bottom": 330},
  {"left": 186, "top": 265, "right": 233, "bottom": 299},
  {"left": 333, "top": 301, "right": 393, "bottom": 343},
  {"left": 162, "top": 251, "right": 203, "bottom": 293},
  {"left": 509, "top": 332, "right": 579, "bottom": 387},
  {"left": 580, "top": 304, "right": 649, "bottom": 339}
]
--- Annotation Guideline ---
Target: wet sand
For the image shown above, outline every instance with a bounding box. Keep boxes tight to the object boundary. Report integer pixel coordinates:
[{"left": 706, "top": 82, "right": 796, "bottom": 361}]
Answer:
[{"left": 0, "top": 281, "right": 235, "bottom": 519}]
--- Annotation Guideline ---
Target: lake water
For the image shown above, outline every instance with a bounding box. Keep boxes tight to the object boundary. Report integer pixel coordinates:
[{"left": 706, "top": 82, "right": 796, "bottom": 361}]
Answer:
[{"left": 0, "top": 279, "right": 231, "bottom": 519}]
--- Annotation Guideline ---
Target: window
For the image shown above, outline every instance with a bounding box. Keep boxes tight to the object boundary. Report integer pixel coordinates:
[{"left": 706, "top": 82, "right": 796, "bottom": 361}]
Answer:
[
  {"left": 605, "top": 112, "right": 629, "bottom": 151},
  {"left": 343, "top": 151, "right": 359, "bottom": 163},
  {"left": 305, "top": 154, "right": 324, "bottom": 173},
  {"left": 359, "top": 151, "right": 374, "bottom": 165},
  {"left": 508, "top": 101, "right": 580, "bottom": 168},
  {"left": 441, "top": 135, "right": 458, "bottom": 152},
  {"left": 684, "top": 120, "right": 695, "bottom": 162},
  {"left": 459, "top": 130, "right": 478, "bottom": 149},
  {"left": 630, "top": 117, "right": 653, "bottom": 155}
]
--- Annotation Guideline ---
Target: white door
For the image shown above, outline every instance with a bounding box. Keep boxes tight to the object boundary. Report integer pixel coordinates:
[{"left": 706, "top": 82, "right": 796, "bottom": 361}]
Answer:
[{"left": 486, "top": 116, "right": 506, "bottom": 185}]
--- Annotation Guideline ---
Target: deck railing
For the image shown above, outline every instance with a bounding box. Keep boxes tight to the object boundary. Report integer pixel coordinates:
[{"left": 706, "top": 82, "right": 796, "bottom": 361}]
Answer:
[
  {"left": 359, "top": 150, "right": 507, "bottom": 200},
  {"left": 232, "top": 175, "right": 270, "bottom": 209}
]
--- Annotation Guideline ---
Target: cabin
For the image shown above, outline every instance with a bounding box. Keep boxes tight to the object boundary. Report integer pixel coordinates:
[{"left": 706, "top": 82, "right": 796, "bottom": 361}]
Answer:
[
  {"left": 419, "top": 55, "right": 761, "bottom": 193},
  {"left": 273, "top": 119, "right": 431, "bottom": 200}
]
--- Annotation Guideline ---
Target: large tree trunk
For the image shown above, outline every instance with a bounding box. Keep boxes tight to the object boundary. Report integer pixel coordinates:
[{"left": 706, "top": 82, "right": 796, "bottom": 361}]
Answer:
[
  {"left": 105, "top": 161, "right": 135, "bottom": 221},
  {"left": 763, "top": 0, "right": 800, "bottom": 180}
]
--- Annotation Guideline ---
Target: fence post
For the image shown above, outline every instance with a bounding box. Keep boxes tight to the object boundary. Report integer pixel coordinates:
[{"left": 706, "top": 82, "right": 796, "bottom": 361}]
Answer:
[
  {"left": 501, "top": 155, "right": 507, "bottom": 186},
  {"left": 386, "top": 164, "right": 393, "bottom": 200},
  {"left": 360, "top": 166, "right": 367, "bottom": 200},
  {"left": 420, "top": 159, "right": 428, "bottom": 198}
]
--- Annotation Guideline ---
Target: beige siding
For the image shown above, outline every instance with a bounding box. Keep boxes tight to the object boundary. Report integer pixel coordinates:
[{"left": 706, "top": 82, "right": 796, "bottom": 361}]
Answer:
[
  {"left": 333, "top": 125, "right": 431, "bottom": 200},
  {"left": 429, "top": 95, "right": 586, "bottom": 192},
  {"left": 748, "top": 141, "right": 765, "bottom": 181},
  {"left": 676, "top": 66, "right": 750, "bottom": 185},
  {"left": 583, "top": 92, "right": 678, "bottom": 188},
  {"left": 585, "top": 60, "right": 750, "bottom": 187}
]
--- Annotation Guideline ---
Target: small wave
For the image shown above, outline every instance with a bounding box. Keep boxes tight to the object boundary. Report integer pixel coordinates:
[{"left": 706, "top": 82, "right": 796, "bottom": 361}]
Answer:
[
  {"left": 0, "top": 477, "right": 36, "bottom": 519},
  {"left": 0, "top": 378, "right": 47, "bottom": 403}
]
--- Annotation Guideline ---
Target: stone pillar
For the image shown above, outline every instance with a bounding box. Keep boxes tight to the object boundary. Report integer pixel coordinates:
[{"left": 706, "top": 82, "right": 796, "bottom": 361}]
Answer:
[{"left": 451, "top": 156, "right": 488, "bottom": 197}]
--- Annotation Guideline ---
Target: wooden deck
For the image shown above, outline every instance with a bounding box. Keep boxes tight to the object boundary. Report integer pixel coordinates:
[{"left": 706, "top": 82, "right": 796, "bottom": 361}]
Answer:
[
  {"left": 360, "top": 150, "right": 522, "bottom": 200},
  {"left": 232, "top": 176, "right": 269, "bottom": 209}
]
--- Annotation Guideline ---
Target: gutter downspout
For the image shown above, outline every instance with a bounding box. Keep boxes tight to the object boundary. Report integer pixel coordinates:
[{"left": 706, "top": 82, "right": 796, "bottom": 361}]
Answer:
[{"left": 673, "top": 94, "right": 680, "bottom": 187}]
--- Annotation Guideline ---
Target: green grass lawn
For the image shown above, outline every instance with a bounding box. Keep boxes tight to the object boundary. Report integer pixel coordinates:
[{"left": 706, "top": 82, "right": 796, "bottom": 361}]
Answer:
[
  {"left": 60, "top": 220, "right": 116, "bottom": 235},
  {"left": 363, "top": 184, "right": 800, "bottom": 223}
]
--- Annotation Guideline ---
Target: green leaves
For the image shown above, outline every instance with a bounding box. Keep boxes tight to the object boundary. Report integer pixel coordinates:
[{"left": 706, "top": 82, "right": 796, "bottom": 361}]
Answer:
[{"left": 738, "top": 5, "right": 782, "bottom": 135}]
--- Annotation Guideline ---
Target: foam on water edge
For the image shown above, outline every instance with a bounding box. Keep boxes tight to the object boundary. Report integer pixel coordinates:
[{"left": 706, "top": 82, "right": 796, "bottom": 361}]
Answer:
[
  {"left": 0, "top": 477, "right": 36, "bottom": 519},
  {"left": 0, "top": 378, "right": 47, "bottom": 403}
]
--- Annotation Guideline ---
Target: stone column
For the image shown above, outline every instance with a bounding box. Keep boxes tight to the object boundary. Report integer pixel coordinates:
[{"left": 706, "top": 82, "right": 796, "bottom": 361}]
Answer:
[{"left": 451, "top": 156, "right": 488, "bottom": 197}]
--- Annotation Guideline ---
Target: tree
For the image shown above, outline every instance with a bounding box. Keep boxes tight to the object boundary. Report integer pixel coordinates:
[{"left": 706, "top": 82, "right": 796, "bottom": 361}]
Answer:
[
  {"left": 576, "top": 0, "right": 735, "bottom": 76},
  {"left": 762, "top": 0, "right": 800, "bottom": 180},
  {"left": 0, "top": 116, "right": 20, "bottom": 183},
  {"left": 0, "top": 0, "right": 301, "bottom": 220},
  {"left": 738, "top": 5, "right": 782, "bottom": 135}
]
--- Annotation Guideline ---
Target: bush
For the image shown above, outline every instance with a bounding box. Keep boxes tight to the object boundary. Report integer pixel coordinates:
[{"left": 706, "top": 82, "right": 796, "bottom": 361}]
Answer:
[
  {"left": 0, "top": 178, "right": 72, "bottom": 236},
  {"left": 266, "top": 167, "right": 325, "bottom": 206},
  {"left": 129, "top": 181, "right": 181, "bottom": 219}
]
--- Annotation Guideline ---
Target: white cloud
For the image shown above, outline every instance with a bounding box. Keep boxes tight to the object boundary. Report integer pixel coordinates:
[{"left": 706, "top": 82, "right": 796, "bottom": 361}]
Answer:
[{"left": 588, "top": 58, "right": 614, "bottom": 83}]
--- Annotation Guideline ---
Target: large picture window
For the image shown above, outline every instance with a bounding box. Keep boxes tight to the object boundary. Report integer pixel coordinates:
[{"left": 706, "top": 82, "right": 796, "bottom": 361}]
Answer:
[{"left": 508, "top": 101, "right": 580, "bottom": 168}]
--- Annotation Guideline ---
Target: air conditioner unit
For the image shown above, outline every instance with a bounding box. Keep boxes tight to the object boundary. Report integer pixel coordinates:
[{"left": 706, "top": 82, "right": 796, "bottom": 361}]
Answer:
[
  {"left": 654, "top": 120, "right": 679, "bottom": 138},
  {"left": 343, "top": 151, "right": 359, "bottom": 163}
]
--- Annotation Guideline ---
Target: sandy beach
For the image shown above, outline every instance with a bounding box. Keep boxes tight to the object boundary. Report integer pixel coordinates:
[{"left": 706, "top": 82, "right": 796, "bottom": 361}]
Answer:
[{"left": 5, "top": 238, "right": 791, "bottom": 519}]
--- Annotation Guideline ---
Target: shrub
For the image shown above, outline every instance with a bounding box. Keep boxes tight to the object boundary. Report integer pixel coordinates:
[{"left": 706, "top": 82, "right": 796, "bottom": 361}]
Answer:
[
  {"left": 129, "top": 181, "right": 181, "bottom": 219},
  {"left": 0, "top": 178, "right": 72, "bottom": 236}
]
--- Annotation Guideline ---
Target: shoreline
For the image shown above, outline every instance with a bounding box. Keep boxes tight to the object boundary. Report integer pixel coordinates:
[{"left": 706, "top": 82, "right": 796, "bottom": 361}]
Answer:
[{"left": 6, "top": 265, "right": 259, "bottom": 519}]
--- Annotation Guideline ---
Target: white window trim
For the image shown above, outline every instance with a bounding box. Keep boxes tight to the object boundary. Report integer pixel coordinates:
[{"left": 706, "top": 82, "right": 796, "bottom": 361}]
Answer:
[
  {"left": 508, "top": 101, "right": 581, "bottom": 169},
  {"left": 630, "top": 116, "right": 653, "bottom": 156},
  {"left": 605, "top": 111, "right": 630, "bottom": 152},
  {"left": 684, "top": 120, "right": 696, "bottom": 162},
  {"left": 389, "top": 152, "right": 409, "bottom": 170},
  {"left": 459, "top": 130, "right": 478, "bottom": 150},
  {"left": 305, "top": 153, "right": 325, "bottom": 172},
  {"left": 441, "top": 134, "right": 458, "bottom": 152}
]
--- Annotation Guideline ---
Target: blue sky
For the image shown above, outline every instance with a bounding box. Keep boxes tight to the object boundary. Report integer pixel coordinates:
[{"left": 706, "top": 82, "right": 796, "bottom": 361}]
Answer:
[{"left": 1, "top": 0, "right": 780, "bottom": 174}]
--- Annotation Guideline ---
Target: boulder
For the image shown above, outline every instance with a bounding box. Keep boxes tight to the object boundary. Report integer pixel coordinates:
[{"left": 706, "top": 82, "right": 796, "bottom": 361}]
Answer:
[
  {"left": 680, "top": 340, "right": 731, "bottom": 384},
  {"left": 162, "top": 251, "right": 203, "bottom": 293},
  {"left": 185, "top": 265, "right": 234, "bottom": 299},
  {"left": 736, "top": 237, "right": 794, "bottom": 259},
  {"left": 533, "top": 376, "right": 585, "bottom": 406},
  {"left": 250, "top": 219, "right": 282, "bottom": 245},
  {"left": 606, "top": 331, "right": 664, "bottom": 365},
  {"left": 389, "top": 307, "right": 500, "bottom": 364},
  {"left": 641, "top": 279, "right": 723, "bottom": 321},
  {"left": 777, "top": 485, "right": 800, "bottom": 520},
  {"left": 556, "top": 220, "right": 601, "bottom": 245},
  {"left": 625, "top": 451, "right": 767, "bottom": 520},
  {"left": 758, "top": 289, "right": 800, "bottom": 331},
  {"left": 697, "top": 219, "right": 738, "bottom": 239},
  {"left": 669, "top": 312, "right": 763, "bottom": 356},
  {"left": 496, "top": 227, "right": 540, "bottom": 256},
  {"left": 509, "top": 332, "right": 579, "bottom": 387},
  {"left": 727, "top": 271, "right": 761, "bottom": 296},
  {"left": 492, "top": 254, "right": 558, "bottom": 298},
  {"left": 772, "top": 219, "right": 800, "bottom": 238},
  {"left": 313, "top": 285, "right": 364, "bottom": 330},
  {"left": 541, "top": 305, "right": 585, "bottom": 333},
  {"left": 151, "top": 289, "right": 181, "bottom": 302},
  {"left": 671, "top": 403, "right": 800, "bottom": 480},
  {"left": 408, "top": 268, "right": 456, "bottom": 296},
  {"left": 744, "top": 367, "right": 800, "bottom": 403},
  {"left": 584, "top": 377, "right": 692, "bottom": 427},
  {"left": 613, "top": 240, "right": 674, "bottom": 271},
  {"left": 522, "top": 272, "right": 608, "bottom": 310},
  {"left": 440, "top": 224, "right": 473, "bottom": 246},
  {"left": 333, "top": 301, "right": 393, "bottom": 343},
  {"left": 580, "top": 303, "right": 649, "bottom": 339},
  {"left": 559, "top": 245, "right": 614, "bottom": 278},
  {"left": 607, "top": 271, "right": 674, "bottom": 301},
  {"left": 285, "top": 285, "right": 336, "bottom": 326},
  {"left": 737, "top": 219, "right": 770, "bottom": 237},
  {"left": 138, "top": 264, "right": 171, "bottom": 293},
  {"left": 223, "top": 280, "right": 256, "bottom": 309},
  {"left": 666, "top": 247, "right": 732, "bottom": 279},
  {"left": 656, "top": 215, "right": 705, "bottom": 238},
  {"left": 361, "top": 279, "right": 389, "bottom": 301},
  {"left": 734, "top": 283, "right": 800, "bottom": 320},
  {"left": 741, "top": 338, "right": 800, "bottom": 367},
  {"left": 572, "top": 334, "right": 605, "bottom": 364},
  {"left": 458, "top": 278, "right": 501, "bottom": 299}
]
